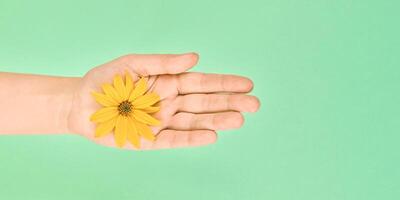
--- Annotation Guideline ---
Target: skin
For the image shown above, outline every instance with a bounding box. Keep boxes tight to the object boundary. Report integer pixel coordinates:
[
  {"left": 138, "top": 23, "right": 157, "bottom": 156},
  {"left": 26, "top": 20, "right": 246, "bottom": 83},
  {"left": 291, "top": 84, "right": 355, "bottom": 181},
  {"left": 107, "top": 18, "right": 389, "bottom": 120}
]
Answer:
[{"left": 0, "top": 53, "right": 260, "bottom": 150}]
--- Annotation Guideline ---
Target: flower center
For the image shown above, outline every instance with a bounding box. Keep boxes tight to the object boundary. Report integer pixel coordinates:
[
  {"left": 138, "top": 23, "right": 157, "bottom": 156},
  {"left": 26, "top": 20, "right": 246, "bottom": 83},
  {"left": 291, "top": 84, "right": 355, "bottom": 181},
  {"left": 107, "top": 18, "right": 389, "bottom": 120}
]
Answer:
[{"left": 118, "top": 100, "right": 133, "bottom": 116}]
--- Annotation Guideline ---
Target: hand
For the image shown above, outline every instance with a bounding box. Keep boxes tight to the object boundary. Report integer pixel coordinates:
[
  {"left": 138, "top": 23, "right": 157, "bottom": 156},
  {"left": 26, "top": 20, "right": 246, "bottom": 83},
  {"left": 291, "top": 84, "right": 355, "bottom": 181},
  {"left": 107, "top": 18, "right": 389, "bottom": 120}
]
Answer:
[{"left": 68, "top": 53, "right": 260, "bottom": 150}]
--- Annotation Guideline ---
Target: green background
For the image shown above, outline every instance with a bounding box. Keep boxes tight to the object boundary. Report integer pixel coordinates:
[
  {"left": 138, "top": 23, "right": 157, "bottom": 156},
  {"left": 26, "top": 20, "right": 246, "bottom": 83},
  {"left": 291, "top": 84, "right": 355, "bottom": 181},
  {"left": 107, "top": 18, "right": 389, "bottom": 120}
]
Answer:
[{"left": 0, "top": 0, "right": 399, "bottom": 199}]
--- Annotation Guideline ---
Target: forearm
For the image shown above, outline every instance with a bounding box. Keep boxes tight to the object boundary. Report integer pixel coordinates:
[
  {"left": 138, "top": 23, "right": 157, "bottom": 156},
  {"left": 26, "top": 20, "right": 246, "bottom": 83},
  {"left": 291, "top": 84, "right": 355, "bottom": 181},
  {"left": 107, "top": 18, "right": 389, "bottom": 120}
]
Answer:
[{"left": 0, "top": 72, "right": 81, "bottom": 134}]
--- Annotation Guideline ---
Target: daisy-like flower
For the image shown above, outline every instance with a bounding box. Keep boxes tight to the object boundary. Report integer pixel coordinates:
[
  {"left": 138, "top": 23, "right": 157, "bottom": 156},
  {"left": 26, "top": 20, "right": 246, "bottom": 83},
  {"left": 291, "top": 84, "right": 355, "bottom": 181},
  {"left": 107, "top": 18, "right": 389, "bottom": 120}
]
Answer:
[{"left": 90, "top": 72, "right": 161, "bottom": 148}]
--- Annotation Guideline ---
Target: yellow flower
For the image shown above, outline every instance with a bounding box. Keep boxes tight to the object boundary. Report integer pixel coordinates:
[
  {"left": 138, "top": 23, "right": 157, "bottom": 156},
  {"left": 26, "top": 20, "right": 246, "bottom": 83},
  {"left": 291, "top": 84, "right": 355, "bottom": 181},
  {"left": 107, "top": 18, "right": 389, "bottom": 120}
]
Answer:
[{"left": 90, "top": 72, "right": 161, "bottom": 148}]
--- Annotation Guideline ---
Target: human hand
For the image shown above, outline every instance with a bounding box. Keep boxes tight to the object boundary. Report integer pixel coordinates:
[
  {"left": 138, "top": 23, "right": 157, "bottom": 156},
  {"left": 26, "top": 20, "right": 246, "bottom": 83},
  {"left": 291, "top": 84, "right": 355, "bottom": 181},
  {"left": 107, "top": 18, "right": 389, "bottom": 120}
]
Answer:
[{"left": 68, "top": 53, "right": 260, "bottom": 150}]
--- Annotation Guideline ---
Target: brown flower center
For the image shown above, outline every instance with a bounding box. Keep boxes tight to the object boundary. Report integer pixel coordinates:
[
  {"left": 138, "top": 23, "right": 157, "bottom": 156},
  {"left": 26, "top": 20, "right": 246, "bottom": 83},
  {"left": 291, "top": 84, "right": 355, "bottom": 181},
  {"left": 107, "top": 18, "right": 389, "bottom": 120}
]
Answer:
[{"left": 118, "top": 100, "right": 133, "bottom": 116}]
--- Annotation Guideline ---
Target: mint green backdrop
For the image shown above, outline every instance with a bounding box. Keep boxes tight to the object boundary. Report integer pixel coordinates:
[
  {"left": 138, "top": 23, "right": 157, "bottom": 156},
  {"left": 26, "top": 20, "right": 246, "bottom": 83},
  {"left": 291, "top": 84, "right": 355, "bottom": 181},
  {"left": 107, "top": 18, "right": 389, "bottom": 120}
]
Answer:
[{"left": 0, "top": 0, "right": 399, "bottom": 199}]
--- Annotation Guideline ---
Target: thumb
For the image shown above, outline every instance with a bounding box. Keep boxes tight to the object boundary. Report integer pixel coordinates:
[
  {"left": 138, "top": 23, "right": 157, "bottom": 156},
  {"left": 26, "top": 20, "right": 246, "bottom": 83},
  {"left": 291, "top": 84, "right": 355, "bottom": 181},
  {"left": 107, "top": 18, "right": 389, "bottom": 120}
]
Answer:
[{"left": 113, "top": 52, "right": 199, "bottom": 76}]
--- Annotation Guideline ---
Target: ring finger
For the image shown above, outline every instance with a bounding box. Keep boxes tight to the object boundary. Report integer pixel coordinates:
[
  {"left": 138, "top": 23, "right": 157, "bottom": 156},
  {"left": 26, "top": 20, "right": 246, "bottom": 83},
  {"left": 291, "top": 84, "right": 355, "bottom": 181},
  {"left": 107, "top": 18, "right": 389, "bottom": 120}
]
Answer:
[
  {"left": 175, "top": 94, "right": 260, "bottom": 113},
  {"left": 168, "top": 111, "right": 244, "bottom": 131}
]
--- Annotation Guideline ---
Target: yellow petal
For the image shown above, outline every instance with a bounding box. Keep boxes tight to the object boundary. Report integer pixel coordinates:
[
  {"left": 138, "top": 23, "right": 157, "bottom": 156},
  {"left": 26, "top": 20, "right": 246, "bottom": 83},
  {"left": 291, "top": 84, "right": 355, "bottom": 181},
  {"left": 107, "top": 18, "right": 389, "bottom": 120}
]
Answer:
[
  {"left": 127, "top": 117, "right": 140, "bottom": 149},
  {"left": 125, "top": 71, "right": 134, "bottom": 97},
  {"left": 128, "top": 77, "right": 147, "bottom": 102},
  {"left": 91, "top": 91, "right": 119, "bottom": 107},
  {"left": 133, "top": 110, "right": 161, "bottom": 125},
  {"left": 133, "top": 120, "right": 156, "bottom": 141},
  {"left": 102, "top": 83, "right": 122, "bottom": 102},
  {"left": 90, "top": 107, "right": 119, "bottom": 123},
  {"left": 114, "top": 115, "right": 128, "bottom": 147},
  {"left": 132, "top": 93, "right": 160, "bottom": 109},
  {"left": 95, "top": 117, "right": 116, "bottom": 138},
  {"left": 140, "top": 106, "right": 160, "bottom": 113},
  {"left": 113, "top": 74, "right": 127, "bottom": 100}
]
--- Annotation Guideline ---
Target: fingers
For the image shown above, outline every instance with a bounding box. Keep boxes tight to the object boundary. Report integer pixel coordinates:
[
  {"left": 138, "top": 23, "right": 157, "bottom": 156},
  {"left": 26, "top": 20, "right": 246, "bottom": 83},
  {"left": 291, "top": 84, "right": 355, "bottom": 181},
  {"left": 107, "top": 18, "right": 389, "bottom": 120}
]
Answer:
[
  {"left": 92, "top": 129, "right": 217, "bottom": 150},
  {"left": 141, "top": 130, "right": 217, "bottom": 150},
  {"left": 175, "top": 94, "right": 260, "bottom": 113},
  {"left": 176, "top": 72, "right": 253, "bottom": 94},
  {"left": 116, "top": 53, "right": 199, "bottom": 76},
  {"left": 168, "top": 112, "right": 244, "bottom": 131}
]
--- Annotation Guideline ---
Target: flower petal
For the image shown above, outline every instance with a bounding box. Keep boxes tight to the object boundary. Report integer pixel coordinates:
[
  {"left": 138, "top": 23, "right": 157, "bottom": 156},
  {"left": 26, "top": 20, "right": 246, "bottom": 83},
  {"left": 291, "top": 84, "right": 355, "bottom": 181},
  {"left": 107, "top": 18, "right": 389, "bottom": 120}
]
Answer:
[
  {"left": 113, "top": 74, "right": 127, "bottom": 100},
  {"left": 95, "top": 117, "right": 117, "bottom": 138},
  {"left": 127, "top": 117, "right": 140, "bottom": 149},
  {"left": 132, "top": 93, "right": 160, "bottom": 109},
  {"left": 125, "top": 72, "right": 134, "bottom": 98},
  {"left": 90, "top": 107, "right": 119, "bottom": 123},
  {"left": 102, "top": 83, "right": 122, "bottom": 102},
  {"left": 91, "top": 91, "right": 119, "bottom": 107},
  {"left": 114, "top": 115, "right": 128, "bottom": 147},
  {"left": 133, "top": 110, "right": 161, "bottom": 126},
  {"left": 140, "top": 106, "right": 160, "bottom": 113},
  {"left": 134, "top": 120, "right": 156, "bottom": 141},
  {"left": 128, "top": 77, "right": 147, "bottom": 102}
]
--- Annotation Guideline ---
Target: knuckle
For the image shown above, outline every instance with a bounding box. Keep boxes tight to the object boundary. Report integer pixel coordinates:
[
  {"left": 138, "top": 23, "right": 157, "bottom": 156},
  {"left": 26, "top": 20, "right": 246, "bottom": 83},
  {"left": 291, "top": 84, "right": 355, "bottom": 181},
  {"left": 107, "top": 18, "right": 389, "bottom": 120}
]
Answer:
[
  {"left": 220, "top": 74, "right": 227, "bottom": 91},
  {"left": 202, "top": 94, "right": 212, "bottom": 110},
  {"left": 212, "top": 114, "right": 220, "bottom": 128},
  {"left": 227, "top": 95, "right": 235, "bottom": 110},
  {"left": 159, "top": 56, "right": 181, "bottom": 74},
  {"left": 199, "top": 73, "right": 207, "bottom": 91}
]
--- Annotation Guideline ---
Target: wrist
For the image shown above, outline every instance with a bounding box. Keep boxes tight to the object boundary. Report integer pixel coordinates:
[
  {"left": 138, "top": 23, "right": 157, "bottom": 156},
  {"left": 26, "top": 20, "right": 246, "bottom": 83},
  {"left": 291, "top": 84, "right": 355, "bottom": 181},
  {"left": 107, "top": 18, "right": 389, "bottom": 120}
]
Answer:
[{"left": 58, "top": 77, "right": 82, "bottom": 134}]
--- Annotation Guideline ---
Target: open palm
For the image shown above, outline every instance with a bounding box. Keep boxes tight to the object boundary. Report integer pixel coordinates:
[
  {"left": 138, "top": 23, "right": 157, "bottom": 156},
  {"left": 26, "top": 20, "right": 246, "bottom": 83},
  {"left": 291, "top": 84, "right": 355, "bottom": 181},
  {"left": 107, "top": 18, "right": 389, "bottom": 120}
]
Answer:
[{"left": 68, "top": 53, "right": 260, "bottom": 150}]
